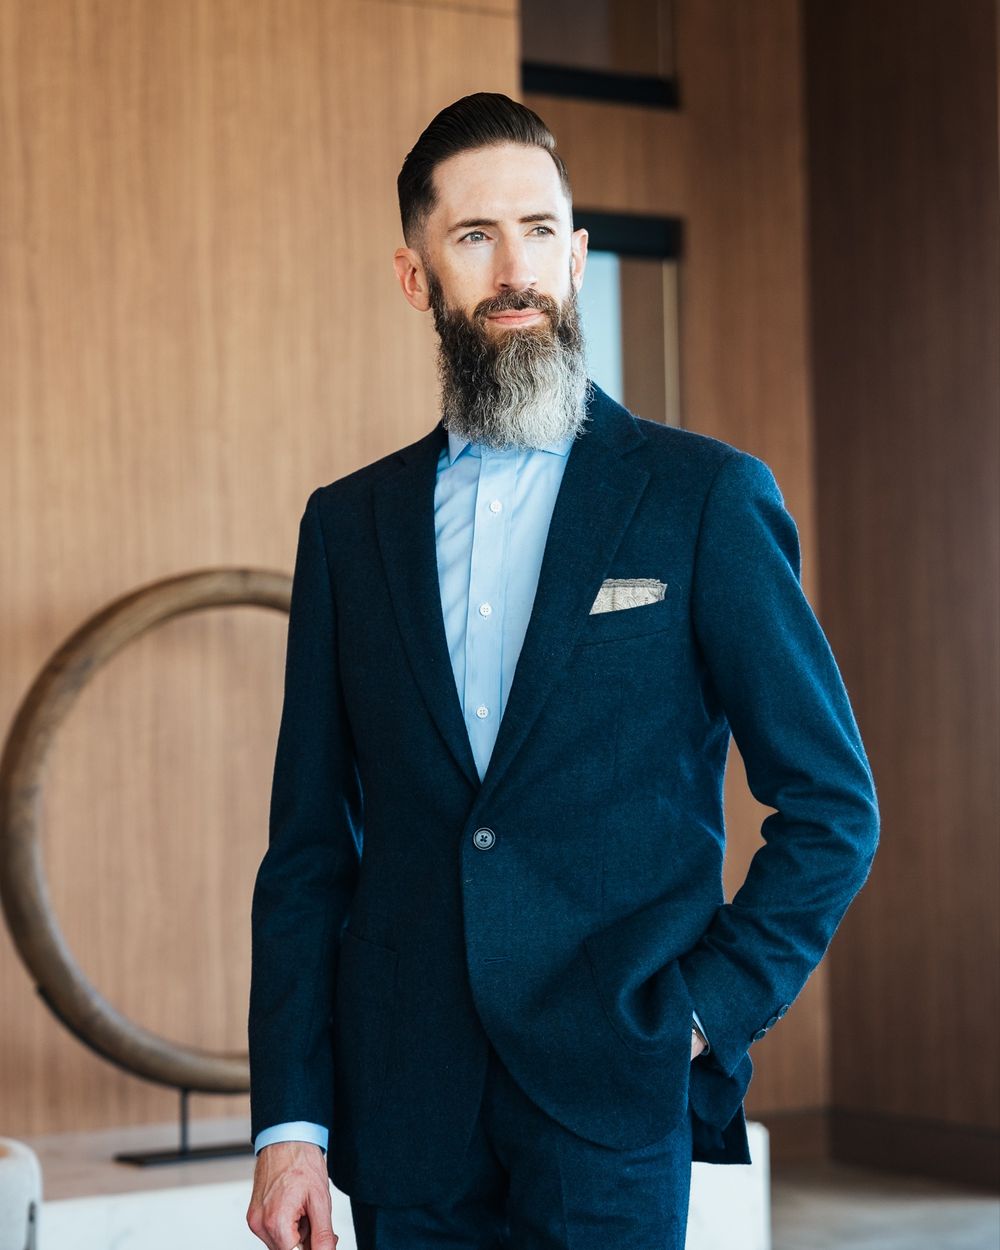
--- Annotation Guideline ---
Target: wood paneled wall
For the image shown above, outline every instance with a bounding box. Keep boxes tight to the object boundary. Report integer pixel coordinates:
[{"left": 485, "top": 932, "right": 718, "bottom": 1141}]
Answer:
[
  {"left": 0, "top": 0, "right": 517, "bottom": 1137},
  {"left": 804, "top": 0, "right": 1000, "bottom": 1185},
  {"left": 531, "top": 0, "right": 826, "bottom": 1121},
  {"left": 9, "top": 0, "right": 984, "bottom": 1167}
]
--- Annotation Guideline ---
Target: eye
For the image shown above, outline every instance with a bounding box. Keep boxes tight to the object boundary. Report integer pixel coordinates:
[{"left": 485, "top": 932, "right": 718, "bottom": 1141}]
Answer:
[{"left": 458, "top": 225, "right": 556, "bottom": 245}]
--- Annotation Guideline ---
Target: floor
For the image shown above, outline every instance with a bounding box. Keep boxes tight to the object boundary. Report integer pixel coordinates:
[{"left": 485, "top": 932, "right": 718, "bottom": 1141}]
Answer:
[
  {"left": 771, "top": 1161, "right": 1000, "bottom": 1250},
  {"left": 20, "top": 1117, "right": 1000, "bottom": 1248}
]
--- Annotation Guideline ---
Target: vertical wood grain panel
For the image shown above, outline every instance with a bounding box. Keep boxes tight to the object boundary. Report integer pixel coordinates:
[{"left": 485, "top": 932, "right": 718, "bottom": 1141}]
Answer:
[
  {"left": 673, "top": 0, "right": 825, "bottom": 1116},
  {"left": 805, "top": 0, "right": 1000, "bottom": 1140},
  {"left": 0, "top": 0, "right": 516, "bottom": 1136}
]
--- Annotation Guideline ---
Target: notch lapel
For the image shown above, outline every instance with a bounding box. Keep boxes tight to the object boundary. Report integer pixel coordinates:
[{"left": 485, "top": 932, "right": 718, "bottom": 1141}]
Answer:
[
  {"left": 476, "top": 388, "right": 649, "bottom": 806},
  {"left": 374, "top": 422, "right": 482, "bottom": 790}
]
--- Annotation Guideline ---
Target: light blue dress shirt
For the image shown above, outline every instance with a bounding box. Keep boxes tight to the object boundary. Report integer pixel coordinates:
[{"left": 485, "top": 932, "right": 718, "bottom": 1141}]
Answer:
[{"left": 254, "top": 426, "right": 708, "bottom": 1155}]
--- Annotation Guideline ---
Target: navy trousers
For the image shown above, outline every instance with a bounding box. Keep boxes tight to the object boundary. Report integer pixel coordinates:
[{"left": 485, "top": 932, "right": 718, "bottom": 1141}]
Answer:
[{"left": 349, "top": 1042, "right": 693, "bottom": 1249}]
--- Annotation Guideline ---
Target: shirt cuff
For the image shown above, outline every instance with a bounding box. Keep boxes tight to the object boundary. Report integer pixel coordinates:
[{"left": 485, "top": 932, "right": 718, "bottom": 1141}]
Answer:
[
  {"left": 691, "top": 1009, "right": 711, "bottom": 1054},
  {"left": 254, "top": 1121, "right": 329, "bottom": 1155}
]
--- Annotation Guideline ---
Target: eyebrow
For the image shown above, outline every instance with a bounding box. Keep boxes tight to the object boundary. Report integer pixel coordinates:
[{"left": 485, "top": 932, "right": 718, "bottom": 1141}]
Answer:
[{"left": 446, "top": 212, "right": 560, "bottom": 235}]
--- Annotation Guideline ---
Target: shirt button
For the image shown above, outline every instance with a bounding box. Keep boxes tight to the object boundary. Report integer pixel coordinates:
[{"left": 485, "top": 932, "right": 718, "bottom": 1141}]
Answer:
[
  {"left": 489, "top": 499, "right": 502, "bottom": 513},
  {"left": 478, "top": 602, "right": 492, "bottom": 617},
  {"left": 476, "top": 704, "right": 489, "bottom": 719},
  {"left": 473, "top": 827, "right": 496, "bottom": 850}
]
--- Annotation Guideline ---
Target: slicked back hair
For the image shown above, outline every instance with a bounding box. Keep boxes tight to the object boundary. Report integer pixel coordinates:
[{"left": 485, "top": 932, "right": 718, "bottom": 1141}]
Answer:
[{"left": 397, "top": 92, "right": 573, "bottom": 253}]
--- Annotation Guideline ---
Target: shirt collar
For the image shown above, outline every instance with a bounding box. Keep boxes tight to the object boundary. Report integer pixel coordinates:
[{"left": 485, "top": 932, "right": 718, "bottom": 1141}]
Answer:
[{"left": 445, "top": 427, "right": 575, "bottom": 465}]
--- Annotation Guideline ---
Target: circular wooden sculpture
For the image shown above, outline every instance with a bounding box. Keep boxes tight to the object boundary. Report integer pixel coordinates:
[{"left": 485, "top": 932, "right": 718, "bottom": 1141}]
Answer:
[{"left": 0, "top": 569, "right": 291, "bottom": 1093}]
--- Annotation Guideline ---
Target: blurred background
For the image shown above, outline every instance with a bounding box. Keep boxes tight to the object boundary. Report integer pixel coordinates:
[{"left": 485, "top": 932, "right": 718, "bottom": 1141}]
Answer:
[{"left": 0, "top": 1, "right": 997, "bottom": 1245}]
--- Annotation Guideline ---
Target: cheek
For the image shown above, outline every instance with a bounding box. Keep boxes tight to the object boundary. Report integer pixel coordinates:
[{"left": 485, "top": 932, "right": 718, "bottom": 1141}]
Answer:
[
  {"left": 439, "top": 249, "right": 490, "bottom": 291},
  {"left": 538, "top": 277, "right": 566, "bottom": 307},
  {"left": 448, "top": 275, "right": 492, "bottom": 319}
]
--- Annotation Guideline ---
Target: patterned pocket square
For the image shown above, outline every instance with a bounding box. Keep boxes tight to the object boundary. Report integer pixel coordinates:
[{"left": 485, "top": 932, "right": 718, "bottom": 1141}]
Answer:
[{"left": 589, "top": 577, "right": 667, "bottom": 614}]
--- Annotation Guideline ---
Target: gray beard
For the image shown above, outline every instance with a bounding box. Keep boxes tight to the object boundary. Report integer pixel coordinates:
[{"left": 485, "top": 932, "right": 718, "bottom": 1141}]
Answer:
[{"left": 427, "top": 263, "right": 591, "bottom": 452}]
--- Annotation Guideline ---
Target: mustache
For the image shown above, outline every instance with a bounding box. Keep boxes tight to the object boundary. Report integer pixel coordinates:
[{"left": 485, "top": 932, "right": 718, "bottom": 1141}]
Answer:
[{"left": 474, "top": 289, "right": 559, "bottom": 320}]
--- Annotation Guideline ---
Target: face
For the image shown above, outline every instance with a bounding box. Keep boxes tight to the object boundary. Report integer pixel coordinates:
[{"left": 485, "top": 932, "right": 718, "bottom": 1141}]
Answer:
[
  {"left": 393, "top": 141, "right": 589, "bottom": 329},
  {"left": 393, "top": 142, "right": 592, "bottom": 450}
]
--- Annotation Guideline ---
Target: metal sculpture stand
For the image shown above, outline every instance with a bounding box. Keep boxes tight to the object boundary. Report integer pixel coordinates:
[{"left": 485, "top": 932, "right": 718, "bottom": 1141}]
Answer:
[
  {"left": 36, "top": 982, "right": 255, "bottom": 1167},
  {"left": 114, "top": 1090, "right": 253, "bottom": 1167}
]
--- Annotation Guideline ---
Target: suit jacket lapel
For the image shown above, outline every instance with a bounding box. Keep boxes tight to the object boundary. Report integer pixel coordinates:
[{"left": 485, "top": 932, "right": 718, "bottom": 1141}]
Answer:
[
  {"left": 373, "top": 383, "right": 650, "bottom": 799},
  {"left": 374, "top": 420, "right": 482, "bottom": 790},
  {"left": 476, "top": 387, "right": 649, "bottom": 806}
]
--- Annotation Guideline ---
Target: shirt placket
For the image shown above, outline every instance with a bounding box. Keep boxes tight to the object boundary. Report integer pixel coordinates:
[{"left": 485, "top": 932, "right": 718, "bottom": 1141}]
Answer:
[{"left": 464, "top": 448, "right": 516, "bottom": 781}]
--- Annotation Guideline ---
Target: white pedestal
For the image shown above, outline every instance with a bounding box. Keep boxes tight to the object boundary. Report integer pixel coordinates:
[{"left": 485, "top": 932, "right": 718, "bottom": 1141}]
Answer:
[
  {"left": 689, "top": 1122, "right": 771, "bottom": 1250},
  {"left": 0, "top": 1137, "right": 42, "bottom": 1250}
]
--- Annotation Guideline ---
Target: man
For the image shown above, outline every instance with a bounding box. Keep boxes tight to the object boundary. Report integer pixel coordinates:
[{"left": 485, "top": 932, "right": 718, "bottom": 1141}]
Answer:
[{"left": 246, "top": 92, "right": 879, "bottom": 1250}]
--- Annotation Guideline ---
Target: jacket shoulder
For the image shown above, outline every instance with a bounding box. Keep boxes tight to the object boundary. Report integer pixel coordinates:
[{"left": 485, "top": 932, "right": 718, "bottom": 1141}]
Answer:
[
  {"left": 306, "top": 426, "right": 438, "bottom": 516},
  {"left": 628, "top": 413, "right": 781, "bottom": 494}
]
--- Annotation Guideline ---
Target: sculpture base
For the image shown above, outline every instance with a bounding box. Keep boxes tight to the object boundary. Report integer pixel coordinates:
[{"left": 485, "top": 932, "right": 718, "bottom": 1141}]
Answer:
[{"left": 114, "top": 1140, "right": 253, "bottom": 1167}]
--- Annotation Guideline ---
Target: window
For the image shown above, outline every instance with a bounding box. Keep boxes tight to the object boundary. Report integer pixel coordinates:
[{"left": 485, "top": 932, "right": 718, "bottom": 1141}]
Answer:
[{"left": 575, "top": 211, "right": 682, "bottom": 427}]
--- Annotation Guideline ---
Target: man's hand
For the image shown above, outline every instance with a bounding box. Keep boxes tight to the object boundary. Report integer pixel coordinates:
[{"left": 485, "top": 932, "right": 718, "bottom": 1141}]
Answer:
[
  {"left": 246, "top": 1141, "right": 338, "bottom": 1250},
  {"left": 691, "top": 1029, "right": 707, "bottom": 1060}
]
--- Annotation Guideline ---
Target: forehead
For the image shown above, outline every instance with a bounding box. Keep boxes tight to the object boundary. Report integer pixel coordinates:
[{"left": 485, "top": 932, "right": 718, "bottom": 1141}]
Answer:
[{"left": 429, "top": 142, "right": 568, "bottom": 226}]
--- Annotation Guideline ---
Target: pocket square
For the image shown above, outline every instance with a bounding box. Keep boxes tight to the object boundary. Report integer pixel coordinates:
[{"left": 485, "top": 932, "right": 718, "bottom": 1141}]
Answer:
[{"left": 589, "top": 577, "right": 667, "bottom": 614}]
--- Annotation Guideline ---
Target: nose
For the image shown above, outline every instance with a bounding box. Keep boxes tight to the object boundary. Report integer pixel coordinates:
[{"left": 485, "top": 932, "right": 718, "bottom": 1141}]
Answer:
[{"left": 494, "top": 236, "right": 537, "bottom": 296}]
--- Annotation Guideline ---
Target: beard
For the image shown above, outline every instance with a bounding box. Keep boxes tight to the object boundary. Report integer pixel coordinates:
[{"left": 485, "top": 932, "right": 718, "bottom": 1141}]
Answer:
[{"left": 426, "top": 258, "right": 591, "bottom": 452}]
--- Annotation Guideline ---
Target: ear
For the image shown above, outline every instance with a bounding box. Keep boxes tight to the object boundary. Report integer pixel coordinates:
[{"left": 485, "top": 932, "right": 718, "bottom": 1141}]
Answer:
[
  {"left": 393, "top": 246, "right": 432, "bottom": 313},
  {"left": 570, "top": 227, "right": 589, "bottom": 293}
]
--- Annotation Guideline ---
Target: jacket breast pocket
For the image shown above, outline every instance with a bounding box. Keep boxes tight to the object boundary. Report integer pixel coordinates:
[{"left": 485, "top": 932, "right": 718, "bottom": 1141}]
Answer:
[{"left": 576, "top": 595, "right": 673, "bottom": 645}]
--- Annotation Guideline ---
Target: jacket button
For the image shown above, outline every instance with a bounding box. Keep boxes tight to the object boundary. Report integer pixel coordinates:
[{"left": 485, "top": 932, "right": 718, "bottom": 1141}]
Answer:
[
  {"left": 752, "top": 1027, "right": 767, "bottom": 1041},
  {"left": 778, "top": 1004, "right": 789, "bottom": 1018},
  {"left": 472, "top": 827, "right": 496, "bottom": 850},
  {"left": 766, "top": 1015, "right": 779, "bottom": 1028}
]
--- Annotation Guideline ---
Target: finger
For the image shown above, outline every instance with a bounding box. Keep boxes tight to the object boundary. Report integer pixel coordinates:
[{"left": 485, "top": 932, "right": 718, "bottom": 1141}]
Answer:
[
  {"left": 262, "top": 1204, "right": 305, "bottom": 1250},
  {"left": 303, "top": 1185, "right": 337, "bottom": 1250},
  {"left": 246, "top": 1199, "right": 281, "bottom": 1250}
]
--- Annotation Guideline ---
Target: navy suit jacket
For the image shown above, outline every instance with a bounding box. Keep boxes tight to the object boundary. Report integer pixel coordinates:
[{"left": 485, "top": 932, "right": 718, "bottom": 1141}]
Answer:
[{"left": 248, "top": 382, "right": 879, "bottom": 1206}]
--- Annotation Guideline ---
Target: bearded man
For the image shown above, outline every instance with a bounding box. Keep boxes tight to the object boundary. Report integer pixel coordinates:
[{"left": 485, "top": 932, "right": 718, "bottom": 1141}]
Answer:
[{"left": 246, "top": 92, "right": 879, "bottom": 1250}]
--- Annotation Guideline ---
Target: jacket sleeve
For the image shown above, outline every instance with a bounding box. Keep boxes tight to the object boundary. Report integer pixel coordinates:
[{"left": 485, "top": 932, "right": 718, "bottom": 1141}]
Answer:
[
  {"left": 679, "top": 451, "right": 879, "bottom": 1078},
  {"left": 248, "top": 488, "right": 363, "bottom": 1141}
]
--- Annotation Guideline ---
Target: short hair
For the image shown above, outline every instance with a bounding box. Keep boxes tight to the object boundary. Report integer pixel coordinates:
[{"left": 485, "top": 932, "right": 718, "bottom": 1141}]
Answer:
[{"left": 397, "top": 92, "right": 573, "bottom": 251}]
